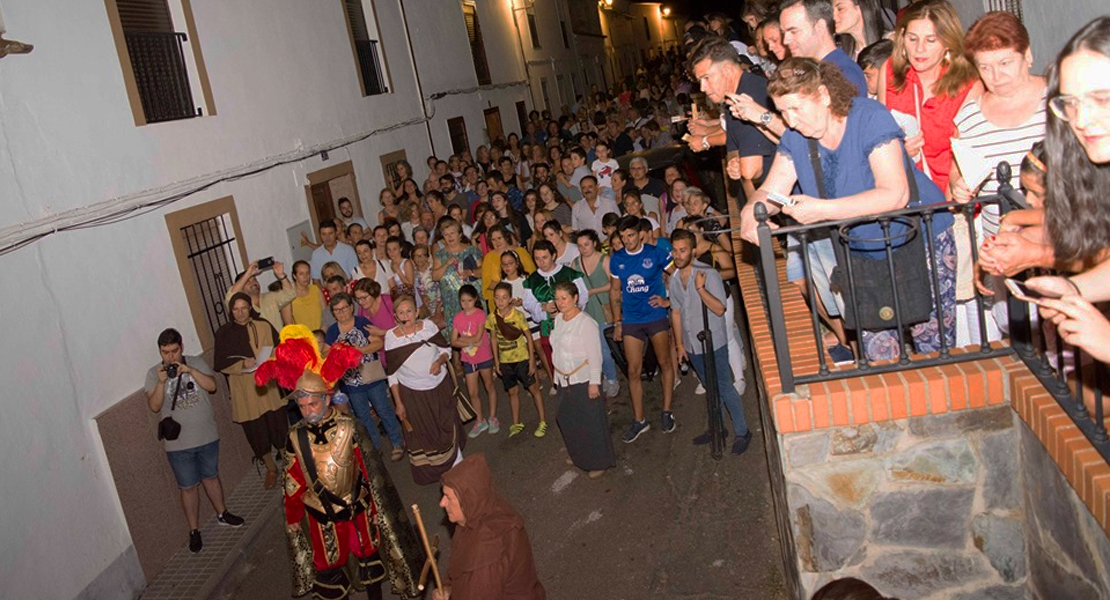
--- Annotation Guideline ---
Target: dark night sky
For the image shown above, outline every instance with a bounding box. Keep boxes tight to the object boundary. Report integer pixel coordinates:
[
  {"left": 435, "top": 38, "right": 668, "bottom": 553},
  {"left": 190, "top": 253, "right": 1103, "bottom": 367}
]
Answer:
[{"left": 665, "top": 0, "right": 749, "bottom": 22}]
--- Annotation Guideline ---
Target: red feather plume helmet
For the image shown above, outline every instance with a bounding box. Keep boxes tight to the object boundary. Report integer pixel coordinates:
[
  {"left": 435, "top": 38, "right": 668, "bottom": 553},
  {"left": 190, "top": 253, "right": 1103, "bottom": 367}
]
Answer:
[{"left": 254, "top": 324, "right": 363, "bottom": 391}]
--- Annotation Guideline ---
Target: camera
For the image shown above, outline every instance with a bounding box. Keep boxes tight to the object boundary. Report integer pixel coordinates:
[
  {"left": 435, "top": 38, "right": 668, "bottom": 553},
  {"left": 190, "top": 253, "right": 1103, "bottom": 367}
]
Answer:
[{"left": 165, "top": 363, "right": 179, "bottom": 379}]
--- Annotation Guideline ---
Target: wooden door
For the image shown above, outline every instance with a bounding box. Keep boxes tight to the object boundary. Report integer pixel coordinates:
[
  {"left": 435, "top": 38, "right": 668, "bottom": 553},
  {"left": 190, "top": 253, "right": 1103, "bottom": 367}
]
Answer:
[
  {"left": 310, "top": 182, "right": 334, "bottom": 225},
  {"left": 516, "top": 101, "right": 528, "bottom": 136},
  {"left": 484, "top": 107, "right": 503, "bottom": 144}
]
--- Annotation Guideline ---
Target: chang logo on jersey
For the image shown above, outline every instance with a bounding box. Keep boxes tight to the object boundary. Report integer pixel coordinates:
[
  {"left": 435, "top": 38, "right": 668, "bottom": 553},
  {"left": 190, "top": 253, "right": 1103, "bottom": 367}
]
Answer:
[{"left": 626, "top": 274, "right": 650, "bottom": 294}]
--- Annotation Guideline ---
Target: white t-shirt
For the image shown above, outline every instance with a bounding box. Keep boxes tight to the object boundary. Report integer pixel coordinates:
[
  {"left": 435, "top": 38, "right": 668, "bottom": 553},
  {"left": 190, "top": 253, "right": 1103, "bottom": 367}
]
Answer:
[{"left": 591, "top": 158, "right": 619, "bottom": 189}]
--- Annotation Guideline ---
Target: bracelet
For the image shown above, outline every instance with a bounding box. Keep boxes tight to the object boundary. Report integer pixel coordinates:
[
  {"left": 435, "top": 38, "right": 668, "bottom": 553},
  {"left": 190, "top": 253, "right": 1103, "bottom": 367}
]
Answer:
[{"left": 697, "top": 286, "right": 705, "bottom": 291}]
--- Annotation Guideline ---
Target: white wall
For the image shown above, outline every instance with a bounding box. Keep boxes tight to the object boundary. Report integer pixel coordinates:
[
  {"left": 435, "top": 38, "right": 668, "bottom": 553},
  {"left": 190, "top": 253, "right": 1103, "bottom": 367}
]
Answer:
[{"left": 0, "top": 0, "right": 526, "bottom": 597}]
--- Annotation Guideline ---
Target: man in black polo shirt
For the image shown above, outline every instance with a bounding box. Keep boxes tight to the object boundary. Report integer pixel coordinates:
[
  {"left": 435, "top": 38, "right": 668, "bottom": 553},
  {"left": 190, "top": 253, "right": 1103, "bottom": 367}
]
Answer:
[{"left": 690, "top": 36, "right": 777, "bottom": 202}]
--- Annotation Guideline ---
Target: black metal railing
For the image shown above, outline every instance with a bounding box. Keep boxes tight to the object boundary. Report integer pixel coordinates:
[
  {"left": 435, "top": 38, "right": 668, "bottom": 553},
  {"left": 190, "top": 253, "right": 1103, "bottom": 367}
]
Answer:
[
  {"left": 749, "top": 163, "right": 1110, "bottom": 461},
  {"left": 124, "top": 30, "right": 199, "bottom": 124},
  {"left": 354, "top": 39, "right": 388, "bottom": 96}
]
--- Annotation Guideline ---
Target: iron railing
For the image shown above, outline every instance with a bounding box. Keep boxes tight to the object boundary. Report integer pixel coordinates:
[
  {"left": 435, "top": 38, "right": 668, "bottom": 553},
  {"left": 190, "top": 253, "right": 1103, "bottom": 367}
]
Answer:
[
  {"left": 354, "top": 39, "right": 388, "bottom": 96},
  {"left": 749, "top": 163, "right": 1110, "bottom": 461},
  {"left": 124, "top": 30, "right": 199, "bottom": 123}
]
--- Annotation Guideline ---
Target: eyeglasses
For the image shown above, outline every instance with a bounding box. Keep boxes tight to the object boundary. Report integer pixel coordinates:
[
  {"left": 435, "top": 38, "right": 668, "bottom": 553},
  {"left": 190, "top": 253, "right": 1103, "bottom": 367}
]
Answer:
[
  {"left": 333, "top": 303, "right": 353, "bottom": 312},
  {"left": 354, "top": 294, "right": 371, "bottom": 302},
  {"left": 1049, "top": 89, "right": 1110, "bottom": 122}
]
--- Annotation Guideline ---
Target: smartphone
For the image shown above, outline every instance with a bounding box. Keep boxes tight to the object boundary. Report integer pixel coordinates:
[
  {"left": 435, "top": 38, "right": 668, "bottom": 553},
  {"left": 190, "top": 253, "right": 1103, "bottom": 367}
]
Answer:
[
  {"left": 764, "top": 191, "right": 796, "bottom": 208},
  {"left": 1005, "top": 279, "right": 1061, "bottom": 302},
  {"left": 256, "top": 256, "right": 275, "bottom": 271}
]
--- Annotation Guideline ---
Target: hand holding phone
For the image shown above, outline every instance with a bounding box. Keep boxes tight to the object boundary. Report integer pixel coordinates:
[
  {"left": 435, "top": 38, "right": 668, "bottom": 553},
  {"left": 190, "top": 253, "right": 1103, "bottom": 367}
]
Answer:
[
  {"left": 1005, "top": 278, "right": 1061, "bottom": 303},
  {"left": 764, "top": 191, "right": 796, "bottom": 208},
  {"left": 257, "top": 256, "right": 275, "bottom": 271}
]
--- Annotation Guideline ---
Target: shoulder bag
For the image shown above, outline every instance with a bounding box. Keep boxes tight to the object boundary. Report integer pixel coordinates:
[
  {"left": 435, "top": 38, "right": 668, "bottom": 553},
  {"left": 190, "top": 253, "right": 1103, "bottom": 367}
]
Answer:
[
  {"left": 157, "top": 366, "right": 185, "bottom": 441},
  {"left": 807, "top": 138, "right": 934, "bottom": 331}
]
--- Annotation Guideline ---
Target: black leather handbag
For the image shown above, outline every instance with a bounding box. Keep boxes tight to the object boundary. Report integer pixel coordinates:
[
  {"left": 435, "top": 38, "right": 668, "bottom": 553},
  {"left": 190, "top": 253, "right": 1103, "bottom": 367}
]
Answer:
[{"left": 157, "top": 372, "right": 184, "bottom": 441}]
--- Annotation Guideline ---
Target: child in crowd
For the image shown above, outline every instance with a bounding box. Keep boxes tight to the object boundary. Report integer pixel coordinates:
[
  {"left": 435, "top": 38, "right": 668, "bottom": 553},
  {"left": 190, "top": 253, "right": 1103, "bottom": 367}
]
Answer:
[
  {"left": 601, "top": 212, "right": 621, "bottom": 252},
  {"left": 500, "top": 250, "right": 551, "bottom": 387},
  {"left": 486, "top": 282, "right": 547, "bottom": 438},
  {"left": 857, "top": 40, "right": 893, "bottom": 100},
  {"left": 451, "top": 285, "right": 499, "bottom": 437},
  {"left": 591, "top": 140, "right": 619, "bottom": 189}
]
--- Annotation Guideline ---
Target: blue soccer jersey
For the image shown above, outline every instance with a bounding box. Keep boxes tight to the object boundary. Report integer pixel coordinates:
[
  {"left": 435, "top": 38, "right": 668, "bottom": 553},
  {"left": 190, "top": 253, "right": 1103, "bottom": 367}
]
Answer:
[{"left": 611, "top": 243, "right": 672, "bottom": 325}]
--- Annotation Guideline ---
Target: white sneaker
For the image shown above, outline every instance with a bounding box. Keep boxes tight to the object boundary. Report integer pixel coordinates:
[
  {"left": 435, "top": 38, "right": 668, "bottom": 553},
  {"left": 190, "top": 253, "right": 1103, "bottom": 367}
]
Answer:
[
  {"left": 549, "top": 385, "right": 558, "bottom": 396},
  {"left": 695, "top": 383, "right": 706, "bottom": 395},
  {"left": 603, "top": 379, "right": 620, "bottom": 398}
]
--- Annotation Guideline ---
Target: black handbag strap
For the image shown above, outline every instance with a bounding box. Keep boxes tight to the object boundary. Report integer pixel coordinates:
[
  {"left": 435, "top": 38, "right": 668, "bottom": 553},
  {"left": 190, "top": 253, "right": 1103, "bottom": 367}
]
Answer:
[{"left": 806, "top": 137, "right": 920, "bottom": 205}]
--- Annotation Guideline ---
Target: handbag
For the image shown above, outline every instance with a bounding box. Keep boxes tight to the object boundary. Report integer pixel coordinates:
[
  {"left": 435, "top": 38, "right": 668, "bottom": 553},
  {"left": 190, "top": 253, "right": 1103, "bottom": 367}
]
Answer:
[
  {"left": 157, "top": 369, "right": 185, "bottom": 441},
  {"left": 359, "top": 354, "right": 387, "bottom": 383},
  {"left": 806, "top": 139, "right": 935, "bottom": 331},
  {"left": 445, "top": 360, "right": 478, "bottom": 424},
  {"left": 577, "top": 256, "right": 614, "bottom": 323}
]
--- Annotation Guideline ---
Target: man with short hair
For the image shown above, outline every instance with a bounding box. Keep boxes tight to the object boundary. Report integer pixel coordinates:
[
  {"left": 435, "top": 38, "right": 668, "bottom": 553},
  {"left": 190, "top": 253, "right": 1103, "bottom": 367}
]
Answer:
[
  {"left": 690, "top": 36, "right": 778, "bottom": 201},
  {"left": 145, "top": 328, "right": 244, "bottom": 554},
  {"left": 530, "top": 162, "right": 553, "bottom": 189},
  {"left": 485, "top": 170, "right": 525, "bottom": 214},
  {"left": 668, "top": 230, "right": 752, "bottom": 455},
  {"left": 225, "top": 260, "right": 295, "bottom": 329},
  {"left": 606, "top": 120, "right": 635, "bottom": 157},
  {"left": 610, "top": 215, "right": 676, "bottom": 442},
  {"left": 571, "top": 176, "right": 620, "bottom": 237},
  {"left": 627, "top": 157, "right": 664, "bottom": 218},
  {"left": 555, "top": 156, "right": 583, "bottom": 203},
  {"left": 337, "top": 197, "right": 368, "bottom": 230},
  {"left": 310, "top": 219, "right": 359, "bottom": 282},
  {"left": 779, "top": 0, "right": 868, "bottom": 96},
  {"left": 522, "top": 241, "right": 588, "bottom": 391}
]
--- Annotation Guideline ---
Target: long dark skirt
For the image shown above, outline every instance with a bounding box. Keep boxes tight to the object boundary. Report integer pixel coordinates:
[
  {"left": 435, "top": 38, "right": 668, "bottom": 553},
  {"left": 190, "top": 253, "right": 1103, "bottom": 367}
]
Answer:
[
  {"left": 556, "top": 382, "right": 616, "bottom": 472},
  {"left": 400, "top": 376, "right": 465, "bottom": 485}
]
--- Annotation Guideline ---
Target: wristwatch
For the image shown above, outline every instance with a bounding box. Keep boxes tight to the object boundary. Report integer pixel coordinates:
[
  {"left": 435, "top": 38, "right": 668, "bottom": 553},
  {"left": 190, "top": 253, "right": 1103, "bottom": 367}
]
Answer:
[
  {"left": 701, "top": 136, "right": 710, "bottom": 150},
  {"left": 759, "top": 110, "right": 773, "bottom": 126}
]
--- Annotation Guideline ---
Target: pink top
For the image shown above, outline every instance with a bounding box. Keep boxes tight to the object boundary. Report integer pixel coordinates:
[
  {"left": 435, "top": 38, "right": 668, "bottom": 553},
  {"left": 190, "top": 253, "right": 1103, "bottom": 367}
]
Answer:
[
  {"left": 358, "top": 295, "right": 396, "bottom": 333},
  {"left": 453, "top": 308, "right": 494, "bottom": 365}
]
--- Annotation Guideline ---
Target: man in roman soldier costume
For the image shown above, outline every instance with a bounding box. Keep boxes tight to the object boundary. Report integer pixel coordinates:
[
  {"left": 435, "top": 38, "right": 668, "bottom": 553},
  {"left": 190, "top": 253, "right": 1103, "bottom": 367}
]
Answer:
[{"left": 255, "top": 325, "right": 426, "bottom": 599}]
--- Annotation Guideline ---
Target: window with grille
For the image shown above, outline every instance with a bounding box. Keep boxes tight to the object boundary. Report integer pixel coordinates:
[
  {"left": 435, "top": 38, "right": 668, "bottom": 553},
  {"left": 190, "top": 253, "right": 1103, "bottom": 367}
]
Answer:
[
  {"left": 986, "top": 0, "right": 1023, "bottom": 22},
  {"left": 527, "top": 11, "right": 540, "bottom": 48},
  {"left": 165, "top": 197, "right": 247, "bottom": 349},
  {"left": 110, "top": 0, "right": 205, "bottom": 124},
  {"left": 343, "top": 0, "right": 389, "bottom": 96},
  {"left": 463, "top": 3, "right": 491, "bottom": 85}
]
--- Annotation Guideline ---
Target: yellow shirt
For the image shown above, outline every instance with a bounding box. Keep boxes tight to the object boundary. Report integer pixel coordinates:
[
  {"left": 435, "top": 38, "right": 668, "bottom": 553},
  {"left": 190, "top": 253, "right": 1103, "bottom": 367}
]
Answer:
[
  {"left": 290, "top": 284, "right": 324, "bottom": 331},
  {"left": 485, "top": 308, "right": 531, "bottom": 364},
  {"left": 481, "top": 246, "right": 536, "bottom": 304}
]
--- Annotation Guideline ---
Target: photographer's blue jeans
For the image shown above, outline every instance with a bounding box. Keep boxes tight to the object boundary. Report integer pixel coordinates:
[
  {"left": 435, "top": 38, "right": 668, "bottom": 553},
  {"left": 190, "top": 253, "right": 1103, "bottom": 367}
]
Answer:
[
  {"left": 688, "top": 349, "right": 749, "bottom": 437},
  {"left": 600, "top": 325, "right": 617, "bottom": 383},
  {"left": 346, "top": 380, "right": 404, "bottom": 449}
]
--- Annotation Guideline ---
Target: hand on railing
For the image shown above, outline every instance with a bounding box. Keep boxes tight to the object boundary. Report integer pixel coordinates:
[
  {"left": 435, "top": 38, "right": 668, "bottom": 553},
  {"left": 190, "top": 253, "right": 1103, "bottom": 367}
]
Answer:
[
  {"left": 779, "top": 195, "right": 828, "bottom": 224},
  {"left": 1038, "top": 296, "right": 1110, "bottom": 364}
]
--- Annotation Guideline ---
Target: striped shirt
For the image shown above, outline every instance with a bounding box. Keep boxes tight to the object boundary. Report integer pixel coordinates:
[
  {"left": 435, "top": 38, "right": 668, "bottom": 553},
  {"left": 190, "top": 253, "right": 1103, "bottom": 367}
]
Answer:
[{"left": 953, "top": 90, "right": 1046, "bottom": 237}]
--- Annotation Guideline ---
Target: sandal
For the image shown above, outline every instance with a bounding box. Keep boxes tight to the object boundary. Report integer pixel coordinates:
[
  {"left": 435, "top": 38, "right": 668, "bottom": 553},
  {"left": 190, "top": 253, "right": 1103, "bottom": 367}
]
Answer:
[
  {"left": 263, "top": 469, "right": 278, "bottom": 490},
  {"left": 534, "top": 421, "right": 548, "bottom": 438},
  {"left": 508, "top": 423, "right": 525, "bottom": 437}
]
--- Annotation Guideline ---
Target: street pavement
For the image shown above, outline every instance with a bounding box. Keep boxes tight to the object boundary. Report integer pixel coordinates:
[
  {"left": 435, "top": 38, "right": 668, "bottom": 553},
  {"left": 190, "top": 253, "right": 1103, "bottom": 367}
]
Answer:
[{"left": 209, "top": 352, "right": 788, "bottom": 599}]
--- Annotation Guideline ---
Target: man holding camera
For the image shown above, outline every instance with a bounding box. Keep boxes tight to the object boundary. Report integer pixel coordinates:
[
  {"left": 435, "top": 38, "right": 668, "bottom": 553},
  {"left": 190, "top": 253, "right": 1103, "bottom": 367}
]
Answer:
[{"left": 145, "top": 328, "right": 244, "bottom": 554}]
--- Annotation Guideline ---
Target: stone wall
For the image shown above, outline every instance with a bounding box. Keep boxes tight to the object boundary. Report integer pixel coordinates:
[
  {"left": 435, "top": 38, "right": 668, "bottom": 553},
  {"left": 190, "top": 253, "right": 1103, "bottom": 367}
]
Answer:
[{"left": 782, "top": 405, "right": 1031, "bottom": 599}]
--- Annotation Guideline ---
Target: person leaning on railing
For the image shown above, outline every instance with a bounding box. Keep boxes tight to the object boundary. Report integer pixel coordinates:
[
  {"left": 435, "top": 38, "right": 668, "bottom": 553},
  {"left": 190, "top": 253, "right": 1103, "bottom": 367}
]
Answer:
[
  {"left": 738, "top": 57, "right": 956, "bottom": 363},
  {"left": 1024, "top": 17, "right": 1110, "bottom": 366}
]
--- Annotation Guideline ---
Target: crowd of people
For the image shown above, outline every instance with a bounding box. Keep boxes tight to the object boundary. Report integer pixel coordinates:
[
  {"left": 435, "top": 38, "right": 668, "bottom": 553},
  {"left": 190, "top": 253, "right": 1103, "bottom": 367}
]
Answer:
[{"left": 143, "top": 1, "right": 1110, "bottom": 596}]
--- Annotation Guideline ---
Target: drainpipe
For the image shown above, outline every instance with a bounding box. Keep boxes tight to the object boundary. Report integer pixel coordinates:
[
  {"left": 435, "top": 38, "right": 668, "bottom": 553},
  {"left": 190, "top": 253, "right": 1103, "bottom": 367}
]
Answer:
[{"left": 398, "top": 0, "right": 436, "bottom": 157}]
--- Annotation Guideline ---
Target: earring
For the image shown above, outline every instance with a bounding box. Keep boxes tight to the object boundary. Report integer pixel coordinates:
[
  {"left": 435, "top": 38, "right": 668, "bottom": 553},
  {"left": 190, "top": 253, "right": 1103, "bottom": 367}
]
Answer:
[{"left": 945, "top": 50, "right": 951, "bottom": 62}]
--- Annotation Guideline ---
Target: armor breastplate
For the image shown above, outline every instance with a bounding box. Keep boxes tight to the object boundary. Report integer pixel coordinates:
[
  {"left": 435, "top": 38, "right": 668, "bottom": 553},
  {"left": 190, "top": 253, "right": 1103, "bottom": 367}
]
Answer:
[{"left": 295, "top": 413, "right": 366, "bottom": 516}]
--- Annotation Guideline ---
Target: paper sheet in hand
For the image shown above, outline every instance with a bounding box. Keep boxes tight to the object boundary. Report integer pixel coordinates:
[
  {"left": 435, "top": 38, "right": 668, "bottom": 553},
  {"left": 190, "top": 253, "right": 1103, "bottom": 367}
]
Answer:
[
  {"left": 950, "top": 137, "right": 993, "bottom": 190},
  {"left": 243, "top": 346, "right": 273, "bottom": 373}
]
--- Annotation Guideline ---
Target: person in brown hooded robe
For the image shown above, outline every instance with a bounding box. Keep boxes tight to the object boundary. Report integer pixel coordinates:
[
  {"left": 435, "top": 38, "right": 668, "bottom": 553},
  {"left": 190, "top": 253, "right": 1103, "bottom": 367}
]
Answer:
[{"left": 432, "top": 454, "right": 545, "bottom": 600}]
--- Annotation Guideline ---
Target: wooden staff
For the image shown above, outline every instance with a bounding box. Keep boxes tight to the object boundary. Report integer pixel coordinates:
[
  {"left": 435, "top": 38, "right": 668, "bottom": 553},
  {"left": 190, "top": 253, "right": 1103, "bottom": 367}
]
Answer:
[
  {"left": 411, "top": 504, "right": 443, "bottom": 592},
  {"left": 417, "top": 535, "right": 439, "bottom": 591}
]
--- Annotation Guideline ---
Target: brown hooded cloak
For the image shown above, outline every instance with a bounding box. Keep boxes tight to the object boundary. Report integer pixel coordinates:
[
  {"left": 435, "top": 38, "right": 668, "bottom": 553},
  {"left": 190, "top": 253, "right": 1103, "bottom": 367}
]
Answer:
[{"left": 440, "top": 454, "right": 546, "bottom": 600}]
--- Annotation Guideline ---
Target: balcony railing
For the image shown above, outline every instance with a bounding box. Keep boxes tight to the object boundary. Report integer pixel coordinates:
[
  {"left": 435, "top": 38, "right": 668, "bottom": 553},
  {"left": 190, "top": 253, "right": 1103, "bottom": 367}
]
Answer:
[
  {"left": 354, "top": 39, "right": 387, "bottom": 96},
  {"left": 124, "top": 30, "right": 199, "bottom": 124},
  {"left": 747, "top": 163, "right": 1110, "bottom": 461}
]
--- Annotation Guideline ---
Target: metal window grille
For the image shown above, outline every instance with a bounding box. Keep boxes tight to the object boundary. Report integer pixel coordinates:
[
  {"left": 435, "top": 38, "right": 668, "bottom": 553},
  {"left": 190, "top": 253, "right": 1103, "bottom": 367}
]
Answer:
[
  {"left": 180, "top": 213, "right": 242, "bottom": 339},
  {"left": 345, "top": 0, "right": 388, "bottom": 96},
  {"left": 463, "top": 3, "right": 491, "bottom": 85},
  {"left": 124, "top": 30, "right": 198, "bottom": 123},
  {"left": 987, "top": 0, "right": 1023, "bottom": 22}
]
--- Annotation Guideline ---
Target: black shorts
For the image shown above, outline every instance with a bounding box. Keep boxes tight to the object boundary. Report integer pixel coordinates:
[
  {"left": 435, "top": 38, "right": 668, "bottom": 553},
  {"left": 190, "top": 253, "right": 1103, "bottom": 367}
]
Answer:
[
  {"left": 500, "top": 360, "right": 536, "bottom": 392},
  {"left": 623, "top": 316, "right": 670, "bottom": 342}
]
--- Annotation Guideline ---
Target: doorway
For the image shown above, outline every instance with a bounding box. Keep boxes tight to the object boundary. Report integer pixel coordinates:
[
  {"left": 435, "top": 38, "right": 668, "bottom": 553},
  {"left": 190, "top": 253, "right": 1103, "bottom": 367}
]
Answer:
[
  {"left": 484, "top": 107, "right": 504, "bottom": 144},
  {"left": 304, "top": 161, "right": 365, "bottom": 236}
]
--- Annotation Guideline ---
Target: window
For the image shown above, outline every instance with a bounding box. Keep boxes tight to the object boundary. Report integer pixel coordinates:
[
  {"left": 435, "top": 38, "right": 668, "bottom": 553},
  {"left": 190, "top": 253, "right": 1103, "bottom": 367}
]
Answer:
[
  {"left": 343, "top": 0, "right": 389, "bottom": 96},
  {"left": 540, "top": 77, "right": 551, "bottom": 112},
  {"left": 560, "top": 20, "right": 570, "bottom": 49},
  {"left": 104, "top": 0, "right": 215, "bottom": 125},
  {"left": 462, "top": 3, "right": 491, "bottom": 85},
  {"left": 448, "top": 117, "right": 470, "bottom": 156},
  {"left": 516, "top": 101, "right": 528, "bottom": 136},
  {"left": 986, "top": 0, "right": 1023, "bottom": 22},
  {"left": 643, "top": 16, "right": 651, "bottom": 41},
  {"left": 527, "top": 11, "right": 540, "bottom": 49},
  {"left": 165, "top": 197, "right": 246, "bottom": 349}
]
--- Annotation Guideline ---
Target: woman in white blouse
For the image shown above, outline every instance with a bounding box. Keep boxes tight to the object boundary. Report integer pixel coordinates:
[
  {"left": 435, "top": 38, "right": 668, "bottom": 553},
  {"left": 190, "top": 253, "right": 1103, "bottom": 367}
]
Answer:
[
  {"left": 550, "top": 281, "right": 616, "bottom": 479},
  {"left": 383, "top": 296, "right": 464, "bottom": 485}
]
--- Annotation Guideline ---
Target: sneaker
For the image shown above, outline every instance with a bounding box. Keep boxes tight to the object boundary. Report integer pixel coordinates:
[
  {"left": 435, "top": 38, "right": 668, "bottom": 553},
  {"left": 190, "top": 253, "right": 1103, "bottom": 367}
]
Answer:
[
  {"left": 217, "top": 511, "right": 245, "bottom": 527},
  {"left": 603, "top": 379, "right": 620, "bottom": 398},
  {"left": 622, "top": 419, "right": 651, "bottom": 443},
  {"left": 692, "top": 431, "right": 712, "bottom": 446},
  {"left": 534, "top": 421, "right": 548, "bottom": 438},
  {"left": 549, "top": 384, "right": 558, "bottom": 396},
  {"left": 827, "top": 344, "right": 855, "bottom": 364},
  {"left": 487, "top": 417, "right": 501, "bottom": 435},
  {"left": 695, "top": 383, "right": 706, "bottom": 395},
  {"left": 731, "top": 430, "right": 753, "bottom": 455},
  {"left": 508, "top": 423, "right": 525, "bottom": 437},
  {"left": 390, "top": 446, "right": 405, "bottom": 462},
  {"left": 189, "top": 529, "right": 203, "bottom": 554},
  {"left": 588, "top": 469, "right": 606, "bottom": 479},
  {"left": 661, "top": 411, "right": 676, "bottom": 433},
  {"left": 468, "top": 419, "right": 489, "bottom": 439}
]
